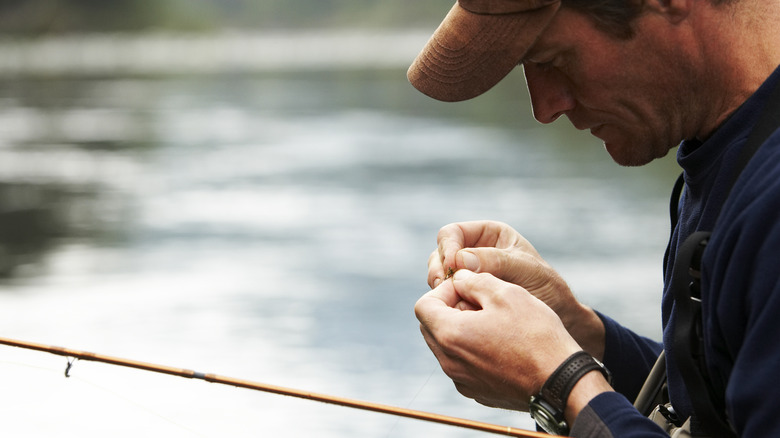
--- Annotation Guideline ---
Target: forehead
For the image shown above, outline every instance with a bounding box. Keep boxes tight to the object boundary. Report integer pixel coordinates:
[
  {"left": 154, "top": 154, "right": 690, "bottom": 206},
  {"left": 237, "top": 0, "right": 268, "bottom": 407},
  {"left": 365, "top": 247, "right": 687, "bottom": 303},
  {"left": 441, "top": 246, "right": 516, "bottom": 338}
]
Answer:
[{"left": 523, "top": 7, "right": 609, "bottom": 59}]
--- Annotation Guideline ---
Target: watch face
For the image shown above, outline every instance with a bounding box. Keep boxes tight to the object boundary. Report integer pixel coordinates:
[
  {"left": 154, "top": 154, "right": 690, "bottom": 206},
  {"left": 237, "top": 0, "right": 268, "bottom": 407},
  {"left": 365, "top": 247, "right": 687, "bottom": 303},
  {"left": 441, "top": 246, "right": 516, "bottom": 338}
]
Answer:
[{"left": 529, "top": 395, "right": 569, "bottom": 436}]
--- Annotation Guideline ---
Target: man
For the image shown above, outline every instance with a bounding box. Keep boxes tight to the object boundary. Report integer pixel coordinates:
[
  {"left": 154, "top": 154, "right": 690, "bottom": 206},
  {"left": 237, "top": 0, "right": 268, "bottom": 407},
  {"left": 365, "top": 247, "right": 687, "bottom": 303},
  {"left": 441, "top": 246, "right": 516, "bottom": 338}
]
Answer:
[{"left": 409, "top": 0, "right": 780, "bottom": 436}]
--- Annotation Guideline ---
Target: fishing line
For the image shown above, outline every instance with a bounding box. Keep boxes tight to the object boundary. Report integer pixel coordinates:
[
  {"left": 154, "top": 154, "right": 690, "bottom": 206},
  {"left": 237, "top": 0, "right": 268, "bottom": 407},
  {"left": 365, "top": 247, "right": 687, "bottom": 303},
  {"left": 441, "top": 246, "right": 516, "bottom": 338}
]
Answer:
[{"left": 384, "top": 365, "right": 437, "bottom": 438}]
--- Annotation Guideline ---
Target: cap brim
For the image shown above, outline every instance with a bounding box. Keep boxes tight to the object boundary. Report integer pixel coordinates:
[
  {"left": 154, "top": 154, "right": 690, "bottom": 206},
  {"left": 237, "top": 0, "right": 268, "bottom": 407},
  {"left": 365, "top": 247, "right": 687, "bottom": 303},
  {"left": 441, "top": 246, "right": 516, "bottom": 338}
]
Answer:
[{"left": 408, "top": 2, "right": 560, "bottom": 102}]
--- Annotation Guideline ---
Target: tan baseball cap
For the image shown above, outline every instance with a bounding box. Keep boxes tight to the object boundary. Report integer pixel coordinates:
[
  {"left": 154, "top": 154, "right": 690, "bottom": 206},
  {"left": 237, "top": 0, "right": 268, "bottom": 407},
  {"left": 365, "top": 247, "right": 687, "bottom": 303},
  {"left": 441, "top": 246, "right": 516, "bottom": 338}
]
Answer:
[{"left": 408, "top": 0, "right": 561, "bottom": 102}]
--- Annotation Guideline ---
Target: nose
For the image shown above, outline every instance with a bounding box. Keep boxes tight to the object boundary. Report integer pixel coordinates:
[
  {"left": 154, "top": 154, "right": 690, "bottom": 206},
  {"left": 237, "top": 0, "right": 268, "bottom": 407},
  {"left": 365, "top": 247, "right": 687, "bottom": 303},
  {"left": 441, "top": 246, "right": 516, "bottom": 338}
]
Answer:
[{"left": 523, "top": 64, "right": 575, "bottom": 124}]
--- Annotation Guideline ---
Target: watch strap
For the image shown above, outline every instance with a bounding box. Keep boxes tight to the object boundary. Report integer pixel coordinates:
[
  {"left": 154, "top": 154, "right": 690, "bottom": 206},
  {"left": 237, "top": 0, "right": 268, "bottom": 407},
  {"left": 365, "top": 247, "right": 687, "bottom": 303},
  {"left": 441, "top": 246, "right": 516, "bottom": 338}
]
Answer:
[{"left": 540, "top": 351, "right": 608, "bottom": 413}]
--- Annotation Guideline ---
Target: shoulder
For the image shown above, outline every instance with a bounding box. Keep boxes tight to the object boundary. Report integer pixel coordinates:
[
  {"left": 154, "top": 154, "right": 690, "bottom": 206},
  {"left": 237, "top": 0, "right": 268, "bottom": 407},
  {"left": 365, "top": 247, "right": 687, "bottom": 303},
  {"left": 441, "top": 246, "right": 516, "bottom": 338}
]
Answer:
[
  {"left": 716, "top": 129, "right": 780, "bottom": 226},
  {"left": 716, "top": 128, "right": 780, "bottom": 235},
  {"left": 703, "top": 127, "right": 780, "bottom": 325},
  {"left": 701, "top": 129, "right": 780, "bottom": 437}
]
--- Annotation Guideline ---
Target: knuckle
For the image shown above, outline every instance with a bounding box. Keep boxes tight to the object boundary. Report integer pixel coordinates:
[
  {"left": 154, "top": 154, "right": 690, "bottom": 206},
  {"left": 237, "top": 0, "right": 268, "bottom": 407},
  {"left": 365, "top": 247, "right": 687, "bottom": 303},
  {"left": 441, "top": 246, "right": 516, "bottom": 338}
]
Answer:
[
  {"left": 470, "top": 271, "right": 497, "bottom": 287},
  {"left": 434, "top": 323, "right": 468, "bottom": 356},
  {"left": 435, "top": 327, "right": 459, "bottom": 352},
  {"left": 437, "top": 223, "right": 457, "bottom": 240}
]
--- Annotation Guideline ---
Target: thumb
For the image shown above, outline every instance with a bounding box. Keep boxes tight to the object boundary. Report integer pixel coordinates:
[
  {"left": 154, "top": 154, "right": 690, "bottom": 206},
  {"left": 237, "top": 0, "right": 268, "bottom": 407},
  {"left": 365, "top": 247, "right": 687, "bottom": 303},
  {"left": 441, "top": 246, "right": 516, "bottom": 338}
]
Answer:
[
  {"left": 455, "top": 247, "right": 553, "bottom": 292},
  {"left": 450, "top": 269, "right": 526, "bottom": 311},
  {"left": 455, "top": 247, "right": 516, "bottom": 277},
  {"left": 449, "top": 269, "right": 491, "bottom": 310}
]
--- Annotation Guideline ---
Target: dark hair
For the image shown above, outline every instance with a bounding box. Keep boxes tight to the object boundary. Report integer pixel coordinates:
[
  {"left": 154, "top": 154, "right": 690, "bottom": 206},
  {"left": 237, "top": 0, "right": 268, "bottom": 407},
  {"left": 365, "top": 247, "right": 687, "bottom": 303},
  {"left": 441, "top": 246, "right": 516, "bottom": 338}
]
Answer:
[
  {"left": 562, "top": 0, "right": 738, "bottom": 40},
  {"left": 562, "top": 0, "right": 644, "bottom": 39}
]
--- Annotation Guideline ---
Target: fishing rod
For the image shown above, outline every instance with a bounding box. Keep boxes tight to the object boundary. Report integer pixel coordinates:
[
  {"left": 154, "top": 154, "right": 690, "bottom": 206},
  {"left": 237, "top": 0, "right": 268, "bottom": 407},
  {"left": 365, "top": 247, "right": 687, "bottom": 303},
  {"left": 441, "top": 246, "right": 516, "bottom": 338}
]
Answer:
[{"left": 0, "top": 336, "right": 554, "bottom": 438}]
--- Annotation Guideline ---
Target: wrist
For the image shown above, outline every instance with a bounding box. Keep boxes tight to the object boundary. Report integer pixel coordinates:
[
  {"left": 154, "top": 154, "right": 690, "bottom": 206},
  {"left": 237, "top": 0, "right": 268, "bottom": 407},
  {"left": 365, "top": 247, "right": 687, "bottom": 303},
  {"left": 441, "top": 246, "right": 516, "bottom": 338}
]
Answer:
[
  {"left": 529, "top": 351, "right": 612, "bottom": 435},
  {"left": 560, "top": 304, "right": 605, "bottom": 361},
  {"left": 564, "top": 368, "right": 614, "bottom": 425}
]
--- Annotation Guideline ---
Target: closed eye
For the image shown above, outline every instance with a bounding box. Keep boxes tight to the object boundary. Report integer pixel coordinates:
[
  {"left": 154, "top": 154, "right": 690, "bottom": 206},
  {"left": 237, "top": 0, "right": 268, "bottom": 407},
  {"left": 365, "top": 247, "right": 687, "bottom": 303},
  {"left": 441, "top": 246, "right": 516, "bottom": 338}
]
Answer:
[
  {"left": 522, "top": 53, "right": 558, "bottom": 67},
  {"left": 535, "top": 60, "right": 556, "bottom": 71},
  {"left": 521, "top": 58, "right": 557, "bottom": 73}
]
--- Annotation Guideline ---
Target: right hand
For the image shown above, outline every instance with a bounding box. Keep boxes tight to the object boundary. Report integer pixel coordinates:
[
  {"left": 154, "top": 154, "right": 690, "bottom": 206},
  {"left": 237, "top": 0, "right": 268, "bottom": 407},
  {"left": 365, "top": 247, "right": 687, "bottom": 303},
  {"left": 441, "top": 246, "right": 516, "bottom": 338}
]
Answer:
[{"left": 415, "top": 269, "right": 587, "bottom": 411}]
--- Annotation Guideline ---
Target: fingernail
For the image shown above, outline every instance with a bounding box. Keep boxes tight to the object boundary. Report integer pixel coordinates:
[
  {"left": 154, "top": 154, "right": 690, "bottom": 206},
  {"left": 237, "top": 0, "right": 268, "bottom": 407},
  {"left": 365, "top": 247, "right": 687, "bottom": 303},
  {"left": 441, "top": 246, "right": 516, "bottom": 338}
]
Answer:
[
  {"left": 432, "top": 277, "right": 442, "bottom": 288},
  {"left": 458, "top": 250, "right": 480, "bottom": 271}
]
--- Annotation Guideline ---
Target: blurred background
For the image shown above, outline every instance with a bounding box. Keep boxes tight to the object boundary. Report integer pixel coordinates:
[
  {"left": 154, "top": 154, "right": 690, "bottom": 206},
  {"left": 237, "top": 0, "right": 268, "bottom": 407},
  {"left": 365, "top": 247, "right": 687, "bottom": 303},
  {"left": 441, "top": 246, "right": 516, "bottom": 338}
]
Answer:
[{"left": 0, "top": 2, "right": 680, "bottom": 437}]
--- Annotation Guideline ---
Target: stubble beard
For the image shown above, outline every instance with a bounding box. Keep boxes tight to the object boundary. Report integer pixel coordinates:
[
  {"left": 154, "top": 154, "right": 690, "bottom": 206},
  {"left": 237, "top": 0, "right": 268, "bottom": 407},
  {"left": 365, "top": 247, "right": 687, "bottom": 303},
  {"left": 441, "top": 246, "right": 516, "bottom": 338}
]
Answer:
[{"left": 602, "top": 137, "right": 671, "bottom": 167}]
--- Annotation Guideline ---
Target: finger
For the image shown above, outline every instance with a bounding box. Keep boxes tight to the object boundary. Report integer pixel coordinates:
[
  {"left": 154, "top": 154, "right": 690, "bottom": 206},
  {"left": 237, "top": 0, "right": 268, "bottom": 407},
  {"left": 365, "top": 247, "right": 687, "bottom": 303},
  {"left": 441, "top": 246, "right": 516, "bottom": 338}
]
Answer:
[
  {"left": 419, "top": 323, "right": 450, "bottom": 361},
  {"left": 454, "top": 381, "right": 480, "bottom": 402},
  {"left": 443, "top": 220, "right": 511, "bottom": 248},
  {"left": 414, "top": 280, "right": 463, "bottom": 326},
  {"left": 437, "top": 221, "right": 514, "bottom": 271},
  {"left": 427, "top": 249, "right": 445, "bottom": 288},
  {"left": 432, "top": 268, "right": 482, "bottom": 311},
  {"left": 455, "top": 299, "right": 481, "bottom": 311},
  {"left": 419, "top": 323, "right": 473, "bottom": 373},
  {"left": 450, "top": 269, "right": 487, "bottom": 305},
  {"left": 437, "top": 224, "right": 467, "bottom": 276},
  {"left": 423, "top": 325, "right": 479, "bottom": 394},
  {"left": 450, "top": 269, "right": 522, "bottom": 310},
  {"left": 455, "top": 246, "right": 552, "bottom": 292},
  {"left": 416, "top": 287, "right": 473, "bottom": 367}
]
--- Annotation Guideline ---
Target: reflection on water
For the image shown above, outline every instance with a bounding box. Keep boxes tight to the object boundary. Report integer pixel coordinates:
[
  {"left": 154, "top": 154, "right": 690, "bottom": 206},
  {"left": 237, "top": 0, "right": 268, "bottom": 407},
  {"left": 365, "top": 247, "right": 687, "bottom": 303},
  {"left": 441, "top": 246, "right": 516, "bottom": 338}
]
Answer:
[{"left": 0, "top": 32, "right": 680, "bottom": 437}]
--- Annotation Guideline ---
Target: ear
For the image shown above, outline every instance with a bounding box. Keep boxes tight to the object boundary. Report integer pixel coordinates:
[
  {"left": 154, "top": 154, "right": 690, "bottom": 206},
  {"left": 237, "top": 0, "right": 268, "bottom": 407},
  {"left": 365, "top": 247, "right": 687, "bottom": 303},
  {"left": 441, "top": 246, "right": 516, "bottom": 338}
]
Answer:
[{"left": 647, "top": 0, "right": 693, "bottom": 24}]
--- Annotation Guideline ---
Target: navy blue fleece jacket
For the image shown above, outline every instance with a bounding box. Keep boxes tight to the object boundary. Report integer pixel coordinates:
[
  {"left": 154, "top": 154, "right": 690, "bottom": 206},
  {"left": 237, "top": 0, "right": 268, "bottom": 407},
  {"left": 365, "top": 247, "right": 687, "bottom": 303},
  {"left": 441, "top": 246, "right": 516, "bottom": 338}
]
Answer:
[{"left": 571, "top": 66, "right": 780, "bottom": 437}]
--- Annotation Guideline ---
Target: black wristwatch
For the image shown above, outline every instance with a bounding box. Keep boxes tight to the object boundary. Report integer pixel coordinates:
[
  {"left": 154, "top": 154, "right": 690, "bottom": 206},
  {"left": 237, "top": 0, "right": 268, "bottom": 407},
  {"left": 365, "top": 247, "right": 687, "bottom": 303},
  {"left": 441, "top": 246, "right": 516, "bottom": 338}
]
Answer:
[{"left": 529, "top": 351, "right": 611, "bottom": 435}]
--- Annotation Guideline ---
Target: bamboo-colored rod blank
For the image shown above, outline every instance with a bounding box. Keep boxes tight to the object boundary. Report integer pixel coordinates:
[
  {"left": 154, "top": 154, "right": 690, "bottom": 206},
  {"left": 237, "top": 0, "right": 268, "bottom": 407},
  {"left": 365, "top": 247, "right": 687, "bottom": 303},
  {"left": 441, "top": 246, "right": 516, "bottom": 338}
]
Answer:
[{"left": 0, "top": 336, "right": 554, "bottom": 438}]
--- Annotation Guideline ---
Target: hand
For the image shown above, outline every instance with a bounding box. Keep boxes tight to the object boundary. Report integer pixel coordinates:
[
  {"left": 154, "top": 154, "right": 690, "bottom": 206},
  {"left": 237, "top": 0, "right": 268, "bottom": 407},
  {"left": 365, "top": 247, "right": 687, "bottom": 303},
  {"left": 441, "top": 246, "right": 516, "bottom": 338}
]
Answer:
[
  {"left": 428, "top": 221, "right": 565, "bottom": 308},
  {"left": 415, "top": 269, "right": 583, "bottom": 411},
  {"left": 426, "top": 221, "right": 605, "bottom": 359}
]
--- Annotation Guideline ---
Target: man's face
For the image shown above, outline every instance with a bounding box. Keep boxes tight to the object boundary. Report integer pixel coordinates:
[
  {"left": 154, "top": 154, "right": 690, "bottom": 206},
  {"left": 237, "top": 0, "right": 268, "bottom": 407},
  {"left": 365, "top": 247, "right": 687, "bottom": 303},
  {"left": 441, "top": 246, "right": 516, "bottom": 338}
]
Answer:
[{"left": 521, "top": 7, "right": 689, "bottom": 166}]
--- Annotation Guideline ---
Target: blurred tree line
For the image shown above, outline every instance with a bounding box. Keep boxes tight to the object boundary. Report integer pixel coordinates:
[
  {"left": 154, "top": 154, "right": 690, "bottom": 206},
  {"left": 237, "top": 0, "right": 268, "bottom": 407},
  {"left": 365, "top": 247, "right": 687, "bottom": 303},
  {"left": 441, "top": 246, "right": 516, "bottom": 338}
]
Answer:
[{"left": 0, "top": 0, "right": 453, "bottom": 35}]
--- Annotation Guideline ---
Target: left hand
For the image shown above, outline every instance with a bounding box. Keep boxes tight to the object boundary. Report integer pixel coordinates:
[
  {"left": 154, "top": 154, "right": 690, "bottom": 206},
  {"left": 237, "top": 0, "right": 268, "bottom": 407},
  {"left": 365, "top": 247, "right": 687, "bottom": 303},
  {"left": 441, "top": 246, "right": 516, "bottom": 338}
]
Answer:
[
  {"left": 414, "top": 269, "right": 582, "bottom": 411},
  {"left": 426, "top": 220, "right": 605, "bottom": 360}
]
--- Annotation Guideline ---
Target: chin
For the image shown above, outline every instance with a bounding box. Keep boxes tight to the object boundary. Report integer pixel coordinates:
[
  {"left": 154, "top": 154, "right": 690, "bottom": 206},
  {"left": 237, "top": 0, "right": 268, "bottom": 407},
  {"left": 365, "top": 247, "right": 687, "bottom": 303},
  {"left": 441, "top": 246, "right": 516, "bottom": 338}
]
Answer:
[{"left": 603, "top": 141, "right": 659, "bottom": 167}]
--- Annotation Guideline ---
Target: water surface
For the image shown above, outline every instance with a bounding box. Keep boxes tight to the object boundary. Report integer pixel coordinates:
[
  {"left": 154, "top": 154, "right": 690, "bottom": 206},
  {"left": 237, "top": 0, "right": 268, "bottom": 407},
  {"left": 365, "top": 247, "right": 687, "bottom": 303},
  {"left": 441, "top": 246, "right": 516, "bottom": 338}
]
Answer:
[{"left": 0, "top": 32, "right": 679, "bottom": 437}]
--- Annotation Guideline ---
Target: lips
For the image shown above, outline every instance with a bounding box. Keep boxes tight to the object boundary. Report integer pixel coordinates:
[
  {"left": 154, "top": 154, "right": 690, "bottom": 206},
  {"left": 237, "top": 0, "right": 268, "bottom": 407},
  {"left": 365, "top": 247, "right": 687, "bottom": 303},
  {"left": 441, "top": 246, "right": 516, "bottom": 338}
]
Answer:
[
  {"left": 568, "top": 114, "right": 607, "bottom": 138},
  {"left": 568, "top": 116, "right": 600, "bottom": 132}
]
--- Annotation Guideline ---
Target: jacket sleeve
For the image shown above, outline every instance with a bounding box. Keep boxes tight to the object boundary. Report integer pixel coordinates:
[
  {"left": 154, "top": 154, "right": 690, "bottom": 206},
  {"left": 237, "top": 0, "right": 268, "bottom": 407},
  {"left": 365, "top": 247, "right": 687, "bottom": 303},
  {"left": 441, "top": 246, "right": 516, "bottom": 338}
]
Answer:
[
  {"left": 566, "top": 315, "right": 676, "bottom": 437},
  {"left": 597, "top": 312, "right": 662, "bottom": 402},
  {"left": 547, "top": 313, "right": 666, "bottom": 437},
  {"left": 570, "top": 393, "right": 669, "bottom": 438}
]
